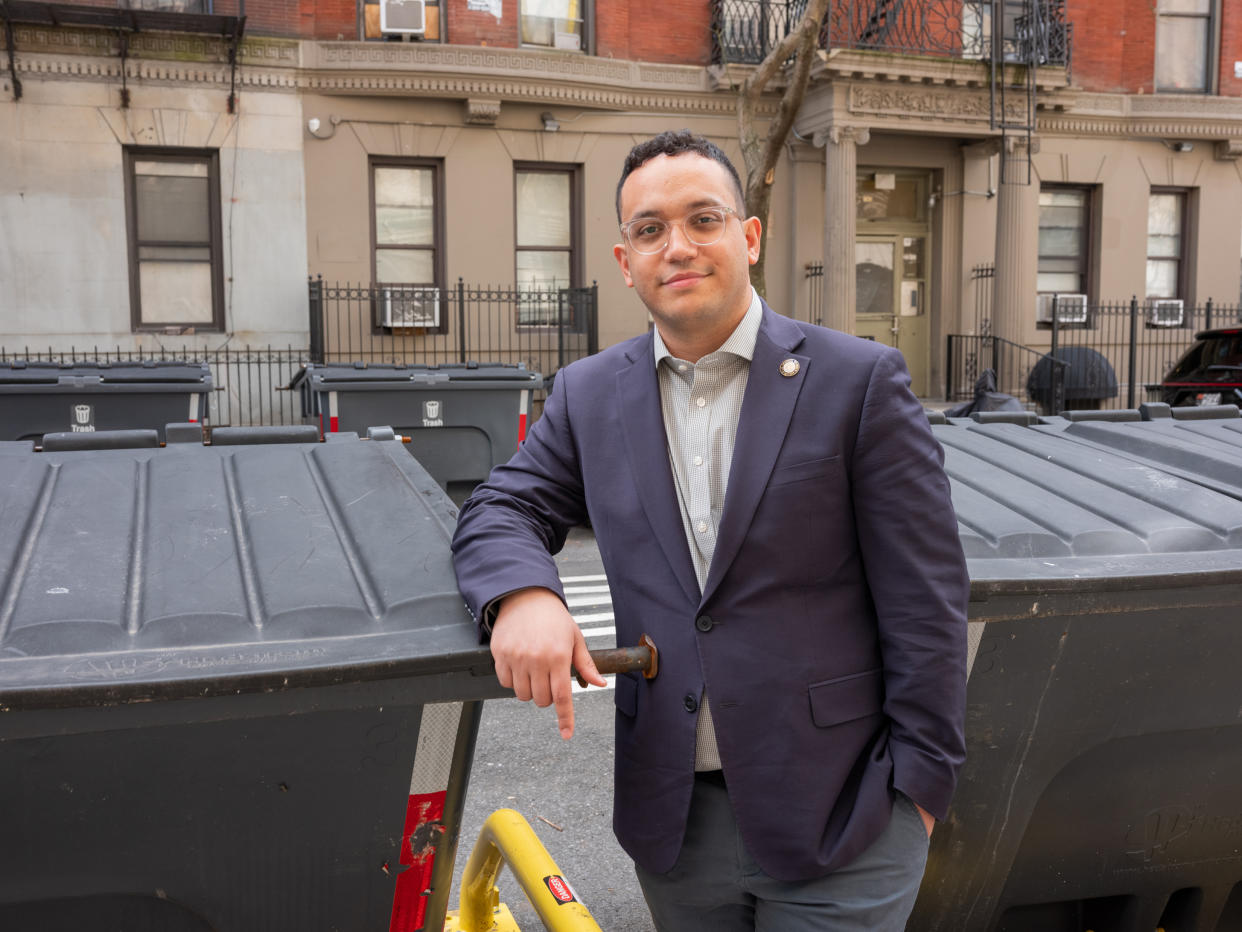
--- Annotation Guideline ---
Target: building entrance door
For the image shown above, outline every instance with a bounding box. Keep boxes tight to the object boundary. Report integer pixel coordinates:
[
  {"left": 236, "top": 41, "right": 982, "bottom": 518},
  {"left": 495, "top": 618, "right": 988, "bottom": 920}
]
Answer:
[{"left": 855, "top": 234, "right": 929, "bottom": 396}]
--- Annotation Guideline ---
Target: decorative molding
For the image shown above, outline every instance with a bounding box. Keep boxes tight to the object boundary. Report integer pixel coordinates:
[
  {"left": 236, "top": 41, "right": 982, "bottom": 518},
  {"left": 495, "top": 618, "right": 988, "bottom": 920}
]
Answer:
[
  {"left": 1215, "top": 139, "right": 1242, "bottom": 161},
  {"left": 13, "top": 53, "right": 299, "bottom": 92},
  {"left": 815, "top": 47, "right": 1069, "bottom": 92},
  {"left": 813, "top": 125, "right": 871, "bottom": 147},
  {"left": 14, "top": 26, "right": 298, "bottom": 67},
  {"left": 464, "top": 97, "right": 501, "bottom": 125},
  {"left": 849, "top": 83, "right": 1028, "bottom": 124}
]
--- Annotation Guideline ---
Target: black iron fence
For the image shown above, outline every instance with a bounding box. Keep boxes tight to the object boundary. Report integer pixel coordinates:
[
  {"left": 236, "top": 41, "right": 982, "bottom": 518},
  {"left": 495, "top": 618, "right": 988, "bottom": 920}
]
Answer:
[
  {"left": 309, "top": 279, "right": 598, "bottom": 385},
  {"left": 948, "top": 298, "right": 1242, "bottom": 412},
  {"left": 711, "top": 0, "right": 1071, "bottom": 65},
  {"left": 0, "top": 281, "right": 599, "bottom": 434},
  {"left": 0, "top": 344, "right": 308, "bottom": 427}
]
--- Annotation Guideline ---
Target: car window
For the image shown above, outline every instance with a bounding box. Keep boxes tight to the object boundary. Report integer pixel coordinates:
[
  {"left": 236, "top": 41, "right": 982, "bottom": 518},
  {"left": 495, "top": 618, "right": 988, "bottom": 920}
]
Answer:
[
  {"left": 1208, "top": 335, "right": 1242, "bottom": 367},
  {"left": 1167, "top": 341, "right": 1206, "bottom": 379}
]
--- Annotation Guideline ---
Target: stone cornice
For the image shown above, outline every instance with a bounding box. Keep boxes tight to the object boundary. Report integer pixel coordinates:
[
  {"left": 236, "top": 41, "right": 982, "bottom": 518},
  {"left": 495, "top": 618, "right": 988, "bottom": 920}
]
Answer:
[
  {"left": 1036, "top": 91, "right": 1242, "bottom": 139},
  {"left": 814, "top": 47, "right": 1071, "bottom": 92},
  {"left": 300, "top": 42, "right": 742, "bottom": 113},
  {"left": 11, "top": 25, "right": 299, "bottom": 67}
]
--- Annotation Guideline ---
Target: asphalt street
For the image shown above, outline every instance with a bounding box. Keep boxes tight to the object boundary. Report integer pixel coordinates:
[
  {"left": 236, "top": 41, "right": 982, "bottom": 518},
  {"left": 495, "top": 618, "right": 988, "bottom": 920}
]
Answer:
[{"left": 449, "top": 526, "right": 655, "bottom": 931}]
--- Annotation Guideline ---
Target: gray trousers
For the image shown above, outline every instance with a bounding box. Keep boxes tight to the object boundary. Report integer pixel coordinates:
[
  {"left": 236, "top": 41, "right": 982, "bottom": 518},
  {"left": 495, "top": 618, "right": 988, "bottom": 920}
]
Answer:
[{"left": 635, "top": 772, "right": 930, "bottom": 932}]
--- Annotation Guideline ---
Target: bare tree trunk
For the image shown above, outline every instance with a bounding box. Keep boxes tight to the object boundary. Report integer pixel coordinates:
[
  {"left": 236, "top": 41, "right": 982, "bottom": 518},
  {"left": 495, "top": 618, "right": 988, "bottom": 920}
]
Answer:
[{"left": 736, "top": 0, "right": 832, "bottom": 298}]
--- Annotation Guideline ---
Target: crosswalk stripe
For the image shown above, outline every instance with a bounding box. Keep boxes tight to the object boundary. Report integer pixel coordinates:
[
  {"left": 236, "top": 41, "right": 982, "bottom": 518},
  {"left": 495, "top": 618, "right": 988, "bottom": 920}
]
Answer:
[
  {"left": 574, "top": 611, "right": 614, "bottom": 623},
  {"left": 561, "top": 574, "right": 609, "bottom": 583}
]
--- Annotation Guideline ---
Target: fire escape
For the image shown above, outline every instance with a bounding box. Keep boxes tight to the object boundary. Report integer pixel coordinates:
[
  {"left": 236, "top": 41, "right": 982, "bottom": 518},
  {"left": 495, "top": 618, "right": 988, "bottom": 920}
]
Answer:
[{"left": 709, "top": 0, "right": 1073, "bottom": 185}]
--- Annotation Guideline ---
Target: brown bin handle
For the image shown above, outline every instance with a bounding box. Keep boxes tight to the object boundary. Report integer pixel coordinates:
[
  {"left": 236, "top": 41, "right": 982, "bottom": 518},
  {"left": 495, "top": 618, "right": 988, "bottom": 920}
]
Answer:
[{"left": 577, "top": 634, "right": 658, "bottom": 687}]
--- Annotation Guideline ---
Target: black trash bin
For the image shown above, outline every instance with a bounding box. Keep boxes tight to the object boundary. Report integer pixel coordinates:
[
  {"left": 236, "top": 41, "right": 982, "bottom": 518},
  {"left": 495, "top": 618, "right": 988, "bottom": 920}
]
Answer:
[
  {"left": 1026, "top": 346, "right": 1119, "bottom": 413},
  {"left": 909, "top": 416, "right": 1242, "bottom": 932},
  {"left": 291, "top": 362, "right": 541, "bottom": 492},
  {"left": 0, "top": 360, "right": 212, "bottom": 442},
  {"left": 0, "top": 429, "right": 505, "bottom": 932}
]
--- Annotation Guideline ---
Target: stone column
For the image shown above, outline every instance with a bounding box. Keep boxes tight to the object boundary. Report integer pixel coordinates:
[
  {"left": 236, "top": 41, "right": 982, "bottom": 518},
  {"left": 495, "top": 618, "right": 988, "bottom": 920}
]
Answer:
[
  {"left": 818, "top": 125, "right": 870, "bottom": 334},
  {"left": 990, "top": 136, "right": 1040, "bottom": 348}
]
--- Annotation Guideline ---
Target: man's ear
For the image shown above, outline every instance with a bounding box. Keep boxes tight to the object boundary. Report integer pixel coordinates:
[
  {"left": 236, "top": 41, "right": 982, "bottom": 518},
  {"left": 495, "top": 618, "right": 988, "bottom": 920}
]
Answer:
[
  {"left": 743, "top": 216, "right": 762, "bottom": 266},
  {"left": 613, "top": 242, "right": 634, "bottom": 287}
]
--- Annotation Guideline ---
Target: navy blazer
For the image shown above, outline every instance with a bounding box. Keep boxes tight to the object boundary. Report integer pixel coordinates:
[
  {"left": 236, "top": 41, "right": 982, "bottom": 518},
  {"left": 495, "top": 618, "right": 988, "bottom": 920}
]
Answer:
[{"left": 451, "top": 302, "right": 968, "bottom": 883}]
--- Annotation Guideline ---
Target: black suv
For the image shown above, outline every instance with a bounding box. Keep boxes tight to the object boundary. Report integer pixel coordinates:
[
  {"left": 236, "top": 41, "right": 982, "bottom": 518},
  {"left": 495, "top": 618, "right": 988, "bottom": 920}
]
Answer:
[{"left": 1161, "top": 328, "right": 1242, "bottom": 408}]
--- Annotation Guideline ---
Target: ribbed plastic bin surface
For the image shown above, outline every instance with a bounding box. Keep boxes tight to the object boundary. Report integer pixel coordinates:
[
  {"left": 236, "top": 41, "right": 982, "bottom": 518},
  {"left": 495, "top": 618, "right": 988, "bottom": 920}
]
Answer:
[
  {"left": 0, "top": 361, "right": 212, "bottom": 441},
  {"left": 0, "top": 434, "right": 503, "bottom": 932},
  {"left": 910, "top": 412, "right": 1242, "bottom": 932}
]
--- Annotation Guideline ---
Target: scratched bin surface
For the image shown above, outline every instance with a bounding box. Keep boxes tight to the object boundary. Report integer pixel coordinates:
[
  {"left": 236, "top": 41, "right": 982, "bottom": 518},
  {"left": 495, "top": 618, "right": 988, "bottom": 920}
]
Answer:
[
  {"left": 0, "top": 432, "right": 503, "bottom": 932},
  {"left": 910, "top": 411, "right": 1242, "bottom": 932}
]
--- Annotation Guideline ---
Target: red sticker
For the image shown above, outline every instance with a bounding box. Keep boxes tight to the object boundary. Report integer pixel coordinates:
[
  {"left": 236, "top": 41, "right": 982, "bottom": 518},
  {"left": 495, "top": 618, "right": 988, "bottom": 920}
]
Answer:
[{"left": 544, "top": 874, "right": 576, "bottom": 904}]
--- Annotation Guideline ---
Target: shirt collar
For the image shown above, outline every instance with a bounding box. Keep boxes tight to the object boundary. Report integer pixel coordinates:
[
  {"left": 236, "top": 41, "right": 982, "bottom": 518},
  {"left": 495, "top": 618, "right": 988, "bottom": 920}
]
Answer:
[{"left": 653, "top": 287, "right": 763, "bottom": 367}]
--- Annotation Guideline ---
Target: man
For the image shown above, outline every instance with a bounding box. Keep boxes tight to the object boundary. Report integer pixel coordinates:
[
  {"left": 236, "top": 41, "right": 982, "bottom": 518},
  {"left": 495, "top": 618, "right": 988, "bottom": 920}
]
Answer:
[{"left": 452, "top": 130, "right": 968, "bottom": 930}]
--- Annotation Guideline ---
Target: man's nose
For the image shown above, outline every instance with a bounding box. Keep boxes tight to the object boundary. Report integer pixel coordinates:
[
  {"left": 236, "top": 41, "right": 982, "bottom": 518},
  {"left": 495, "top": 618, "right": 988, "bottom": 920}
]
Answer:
[{"left": 663, "top": 220, "right": 698, "bottom": 259}]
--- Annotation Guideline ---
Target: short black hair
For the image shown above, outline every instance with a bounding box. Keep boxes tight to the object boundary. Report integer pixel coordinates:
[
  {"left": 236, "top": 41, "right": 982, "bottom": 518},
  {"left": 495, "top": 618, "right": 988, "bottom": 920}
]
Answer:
[{"left": 615, "top": 130, "right": 746, "bottom": 223}]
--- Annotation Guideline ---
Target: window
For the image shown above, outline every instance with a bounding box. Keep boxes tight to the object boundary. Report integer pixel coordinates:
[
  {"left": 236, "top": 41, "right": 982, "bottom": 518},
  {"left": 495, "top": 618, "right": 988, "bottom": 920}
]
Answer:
[
  {"left": 1037, "top": 186, "right": 1092, "bottom": 297},
  {"left": 1156, "top": 0, "right": 1215, "bottom": 92},
  {"left": 1147, "top": 190, "right": 1188, "bottom": 300},
  {"left": 520, "top": 0, "right": 585, "bottom": 50},
  {"left": 371, "top": 159, "right": 444, "bottom": 331},
  {"left": 361, "top": 0, "right": 442, "bottom": 41},
  {"left": 124, "top": 148, "right": 224, "bottom": 332},
  {"left": 515, "top": 165, "right": 580, "bottom": 326}
]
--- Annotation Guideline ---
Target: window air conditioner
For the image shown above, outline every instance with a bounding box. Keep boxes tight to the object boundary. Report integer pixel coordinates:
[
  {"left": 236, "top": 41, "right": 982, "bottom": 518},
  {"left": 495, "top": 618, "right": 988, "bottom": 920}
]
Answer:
[
  {"left": 1036, "top": 293, "right": 1089, "bottom": 324},
  {"left": 1147, "top": 298, "right": 1184, "bottom": 327},
  {"left": 380, "top": 286, "right": 440, "bottom": 328},
  {"left": 380, "top": 0, "right": 426, "bottom": 35}
]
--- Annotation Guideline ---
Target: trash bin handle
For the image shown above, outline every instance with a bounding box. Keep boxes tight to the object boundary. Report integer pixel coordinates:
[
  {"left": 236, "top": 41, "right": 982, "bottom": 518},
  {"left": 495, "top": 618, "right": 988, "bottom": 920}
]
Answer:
[{"left": 575, "top": 634, "right": 658, "bottom": 687}]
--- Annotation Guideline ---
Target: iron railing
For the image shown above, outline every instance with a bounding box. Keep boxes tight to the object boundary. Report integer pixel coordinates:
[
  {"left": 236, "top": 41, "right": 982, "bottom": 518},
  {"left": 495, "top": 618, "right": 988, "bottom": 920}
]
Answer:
[
  {"left": 0, "top": 344, "right": 309, "bottom": 427},
  {"left": 711, "top": 0, "right": 1071, "bottom": 67},
  {"left": 950, "top": 298, "right": 1242, "bottom": 412},
  {"left": 309, "top": 279, "right": 600, "bottom": 417}
]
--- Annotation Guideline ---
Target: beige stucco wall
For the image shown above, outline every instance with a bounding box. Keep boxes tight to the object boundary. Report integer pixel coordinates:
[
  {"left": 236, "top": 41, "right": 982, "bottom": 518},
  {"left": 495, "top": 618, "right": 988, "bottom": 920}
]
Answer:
[
  {"left": 301, "top": 97, "right": 802, "bottom": 354},
  {"left": 0, "top": 70, "right": 308, "bottom": 351}
]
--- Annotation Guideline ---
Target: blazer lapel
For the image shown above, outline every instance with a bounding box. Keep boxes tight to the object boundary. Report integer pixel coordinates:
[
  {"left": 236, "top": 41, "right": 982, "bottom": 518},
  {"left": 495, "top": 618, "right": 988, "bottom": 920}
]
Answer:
[
  {"left": 700, "top": 306, "right": 808, "bottom": 606},
  {"left": 618, "top": 341, "right": 702, "bottom": 606}
]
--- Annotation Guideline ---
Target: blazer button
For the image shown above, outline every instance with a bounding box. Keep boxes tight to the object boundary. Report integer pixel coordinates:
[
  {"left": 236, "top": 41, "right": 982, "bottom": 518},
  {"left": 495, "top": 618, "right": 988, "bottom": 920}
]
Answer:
[
  {"left": 683, "top": 694, "right": 698, "bottom": 713},
  {"left": 695, "top": 615, "right": 714, "bottom": 632}
]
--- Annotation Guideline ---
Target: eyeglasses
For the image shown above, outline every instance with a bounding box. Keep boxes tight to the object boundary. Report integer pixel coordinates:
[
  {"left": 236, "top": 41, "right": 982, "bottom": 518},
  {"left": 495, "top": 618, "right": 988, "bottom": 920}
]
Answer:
[{"left": 619, "top": 206, "right": 739, "bottom": 255}]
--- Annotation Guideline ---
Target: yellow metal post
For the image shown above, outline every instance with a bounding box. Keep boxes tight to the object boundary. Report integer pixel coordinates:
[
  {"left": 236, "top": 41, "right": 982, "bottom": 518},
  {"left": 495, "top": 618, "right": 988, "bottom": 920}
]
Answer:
[{"left": 445, "top": 808, "right": 604, "bottom": 932}]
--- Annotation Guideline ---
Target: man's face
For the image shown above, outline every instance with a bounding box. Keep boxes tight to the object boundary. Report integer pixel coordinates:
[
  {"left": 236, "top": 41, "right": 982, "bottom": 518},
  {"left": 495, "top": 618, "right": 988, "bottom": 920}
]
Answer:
[{"left": 613, "top": 153, "right": 761, "bottom": 346}]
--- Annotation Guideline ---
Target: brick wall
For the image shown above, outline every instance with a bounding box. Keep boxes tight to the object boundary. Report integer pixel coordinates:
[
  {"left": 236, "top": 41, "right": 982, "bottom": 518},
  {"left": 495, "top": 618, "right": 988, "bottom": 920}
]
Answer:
[
  {"left": 596, "top": 0, "right": 710, "bottom": 64},
  {"left": 1070, "top": 0, "right": 1241, "bottom": 97},
  {"left": 444, "top": 0, "right": 519, "bottom": 47},
  {"left": 1219, "top": 0, "right": 1242, "bottom": 96}
]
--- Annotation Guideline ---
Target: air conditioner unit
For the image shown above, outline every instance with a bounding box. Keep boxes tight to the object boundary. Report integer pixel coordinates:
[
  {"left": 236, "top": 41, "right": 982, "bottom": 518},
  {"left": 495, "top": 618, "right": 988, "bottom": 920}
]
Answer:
[
  {"left": 380, "top": 0, "right": 426, "bottom": 35},
  {"left": 1036, "top": 293, "right": 1089, "bottom": 324},
  {"left": 1147, "top": 298, "right": 1184, "bottom": 327},
  {"left": 380, "top": 286, "right": 440, "bottom": 328}
]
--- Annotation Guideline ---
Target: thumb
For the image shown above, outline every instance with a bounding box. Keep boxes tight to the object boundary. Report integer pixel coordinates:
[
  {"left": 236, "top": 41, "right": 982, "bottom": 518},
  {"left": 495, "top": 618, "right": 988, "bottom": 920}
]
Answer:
[{"left": 572, "top": 632, "right": 608, "bottom": 688}]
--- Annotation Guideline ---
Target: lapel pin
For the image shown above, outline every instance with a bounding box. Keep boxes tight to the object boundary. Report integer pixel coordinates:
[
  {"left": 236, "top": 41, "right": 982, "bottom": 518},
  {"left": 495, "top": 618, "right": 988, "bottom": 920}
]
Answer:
[{"left": 779, "top": 358, "right": 800, "bottom": 378}]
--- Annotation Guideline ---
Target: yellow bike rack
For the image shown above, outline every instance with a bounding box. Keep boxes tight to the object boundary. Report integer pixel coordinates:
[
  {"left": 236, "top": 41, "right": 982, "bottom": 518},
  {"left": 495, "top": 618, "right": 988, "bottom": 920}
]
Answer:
[{"left": 445, "top": 808, "right": 604, "bottom": 932}]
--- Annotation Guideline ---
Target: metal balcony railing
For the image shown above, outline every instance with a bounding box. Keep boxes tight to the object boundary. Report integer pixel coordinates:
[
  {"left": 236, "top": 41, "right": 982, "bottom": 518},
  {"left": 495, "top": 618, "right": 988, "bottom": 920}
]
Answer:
[{"left": 710, "top": 0, "right": 1071, "bottom": 68}]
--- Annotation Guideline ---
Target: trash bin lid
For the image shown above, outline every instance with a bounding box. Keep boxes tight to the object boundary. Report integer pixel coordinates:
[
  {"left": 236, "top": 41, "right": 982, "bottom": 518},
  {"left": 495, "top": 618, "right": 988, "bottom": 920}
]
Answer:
[
  {"left": 0, "top": 360, "right": 209, "bottom": 385},
  {"left": 297, "top": 362, "right": 541, "bottom": 390},
  {"left": 1026, "top": 346, "right": 1119, "bottom": 400},
  {"left": 937, "top": 421, "right": 1242, "bottom": 598},
  {"left": 0, "top": 436, "right": 489, "bottom": 709},
  {"left": 1030, "top": 416, "right": 1242, "bottom": 500}
]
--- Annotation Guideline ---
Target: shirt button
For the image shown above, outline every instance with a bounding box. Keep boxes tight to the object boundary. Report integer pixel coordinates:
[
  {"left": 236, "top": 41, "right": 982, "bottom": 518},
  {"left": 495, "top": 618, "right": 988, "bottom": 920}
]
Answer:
[
  {"left": 695, "top": 615, "right": 714, "bottom": 632},
  {"left": 696, "top": 520, "right": 708, "bottom": 534},
  {"left": 695, "top": 397, "right": 706, "bottom": 408},
  {"left": 678, "top": 364, "right": 687, "bottom": 372},
  {"left": 683, "top": 694, "right": 698, "bottom": 713},
  {"left": 693, "top": 455, "right": 703, "bottom": 466}
]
